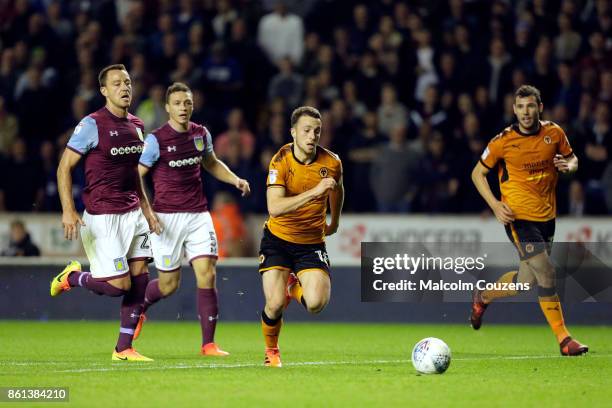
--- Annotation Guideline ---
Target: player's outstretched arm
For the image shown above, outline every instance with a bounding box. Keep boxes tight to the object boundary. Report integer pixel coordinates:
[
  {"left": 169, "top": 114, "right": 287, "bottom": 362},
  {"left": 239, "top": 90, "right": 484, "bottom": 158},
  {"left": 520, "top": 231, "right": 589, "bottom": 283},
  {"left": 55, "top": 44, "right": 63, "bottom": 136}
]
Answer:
[
  {"left": 471, "top": 161, "right": 514, "bottom": 225},
  {"left": 57, "top": 149, "right": 85, "bottom": 240},
  {"left": 325, "top": 175, "right": 344, "bottom": 236},
  {"left": 137, "top": 164, "right": 161, "bottom": 234},
  {"left": 202, "top": 150, "right": 251, "bottom": 196},
  {"left": 267, "top": 177, "right": 336, "bottom": 218}
]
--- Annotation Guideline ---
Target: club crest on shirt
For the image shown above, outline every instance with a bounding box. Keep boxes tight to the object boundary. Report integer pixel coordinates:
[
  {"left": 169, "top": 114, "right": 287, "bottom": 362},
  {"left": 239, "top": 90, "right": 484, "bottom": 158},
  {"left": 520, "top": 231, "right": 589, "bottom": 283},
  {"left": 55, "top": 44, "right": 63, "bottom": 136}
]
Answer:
[
  {"left": 194, "top": 135, "right": 205, "bottom": 152},
  {"left": 543, "top": 135, "right": 552, "bottom": 144},
  {"left": 319, "top": 167, "right": 329, "bottom": 177},
  {"left": 269, "top": 169, "right": 278, "bottom": 184}
]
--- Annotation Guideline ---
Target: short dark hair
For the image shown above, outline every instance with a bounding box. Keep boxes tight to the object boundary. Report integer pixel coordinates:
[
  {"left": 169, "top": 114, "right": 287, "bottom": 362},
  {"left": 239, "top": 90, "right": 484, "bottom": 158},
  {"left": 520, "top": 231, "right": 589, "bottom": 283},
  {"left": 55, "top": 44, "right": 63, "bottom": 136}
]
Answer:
[
  {"left": 290, "top": 106, "right": 321, "bottom": 127},
  {"left": 515, "top": 85, "right": 542, "bottom": 105},
  {"left": 98, "top": 64, "right": 127, "bottom": 87},
  {"left": 166, "top": 82, "right": 192, "bottom": 103}
]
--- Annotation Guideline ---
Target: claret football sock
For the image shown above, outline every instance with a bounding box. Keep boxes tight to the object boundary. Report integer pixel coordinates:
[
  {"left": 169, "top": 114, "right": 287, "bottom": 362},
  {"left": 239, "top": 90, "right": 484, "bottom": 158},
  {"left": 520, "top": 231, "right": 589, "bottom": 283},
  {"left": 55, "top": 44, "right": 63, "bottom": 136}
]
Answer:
[
  {"left": 116, "top": 273, "right": 149, "bottom": 352},
  {"left": 538, "top": 289, "right": 571, "bottom": 343},
  {"left": 69, "top": 271, "right": 127, "bottom": 297},
  {"left": 481, "top": 271, "right": 519, "bottom": 303},
  {"left": 261, "top": 310, "right": 282, "bottom": 349},
  {"left": 198, "top": 288, "right": 219, "bottom": 346},
  {"left": 143, "top": 279, "right": 166, "bottom": 312},
  {"left": 67, "top": 270, "right": 85, "bottom": 287}
]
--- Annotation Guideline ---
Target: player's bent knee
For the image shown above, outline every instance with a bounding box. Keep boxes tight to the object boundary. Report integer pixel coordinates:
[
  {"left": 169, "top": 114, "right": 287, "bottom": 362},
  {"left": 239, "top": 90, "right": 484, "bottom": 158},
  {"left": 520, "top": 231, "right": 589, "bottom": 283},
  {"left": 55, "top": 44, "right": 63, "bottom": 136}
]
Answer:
[
  {"left": 266, "top": 304, "right": 284, "bottom": 318},
  {"left": 266, "top": 297, "right": 285, "bottom": 315},
  {"left": 159, "top": 279, "right": 179, "bottom": 296},
  {"left": 521, "top": 277, "right": 536, "bottom": 291},
  {"left": 194, "top": 262, "right": 216, "bottom": 288},
  {"left": 129, "top": 260, "right": 149, "bottom": 276},
  {"left": 109, "top": 276, "right": 131, "bottom": 291},
  {"left": 306, "top": 300, "right": 328, "bottom": 314},
  {"left": 527, "top": 257, "right": 555, "bottom": 287},
  {"left": 305, "top": 292, "right": 329, "bottom": 314},
  {"left": 195, "top": 268, "right": 215, "bottom": 283},
  {"left": 267, "top": 297, "right": 285, "bottom": 311}
]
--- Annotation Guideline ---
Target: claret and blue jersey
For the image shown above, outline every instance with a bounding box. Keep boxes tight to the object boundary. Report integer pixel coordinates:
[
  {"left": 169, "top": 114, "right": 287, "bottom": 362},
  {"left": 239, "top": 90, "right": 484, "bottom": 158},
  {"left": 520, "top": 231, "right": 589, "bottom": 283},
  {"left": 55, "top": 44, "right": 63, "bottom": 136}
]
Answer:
[
  {"left": 67, "top": 107, "right": 145, "bottom": 215},
  {"left": 139, "top": 121, "right": 214, "bottom": 213}
]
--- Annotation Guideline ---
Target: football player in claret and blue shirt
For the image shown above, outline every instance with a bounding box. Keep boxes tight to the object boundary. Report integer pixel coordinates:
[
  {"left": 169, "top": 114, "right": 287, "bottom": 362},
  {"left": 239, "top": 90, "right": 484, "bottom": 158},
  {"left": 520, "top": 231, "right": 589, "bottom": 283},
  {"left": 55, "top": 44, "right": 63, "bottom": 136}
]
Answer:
[
  {"left": 51, "top": 64, "right": 161, "bottom": 362},
  {"left": 135, "top": 82, "right": 250, "bottom": 357}
]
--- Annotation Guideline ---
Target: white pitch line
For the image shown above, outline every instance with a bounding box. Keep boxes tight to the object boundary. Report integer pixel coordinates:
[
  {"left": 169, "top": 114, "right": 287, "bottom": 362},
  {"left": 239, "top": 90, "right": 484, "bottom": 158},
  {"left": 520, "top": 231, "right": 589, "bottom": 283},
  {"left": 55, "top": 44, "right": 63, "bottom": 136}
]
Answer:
[
  {"left": 49, "top": 354, "right": 612, "bottom": 373},
  {"left": 0, "top": 361, "right": 107, "bottom": 367},
  {"left": 55, "top": 360, "right": 407, "bottom": 373}
]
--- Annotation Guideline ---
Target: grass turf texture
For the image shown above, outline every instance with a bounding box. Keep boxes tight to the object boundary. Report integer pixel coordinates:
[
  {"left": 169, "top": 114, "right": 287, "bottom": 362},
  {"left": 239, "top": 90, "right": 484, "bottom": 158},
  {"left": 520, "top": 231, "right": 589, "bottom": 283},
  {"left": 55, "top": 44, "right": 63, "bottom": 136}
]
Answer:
[{"left": 1, "top": 322, "right": 611, "bottom": 407}]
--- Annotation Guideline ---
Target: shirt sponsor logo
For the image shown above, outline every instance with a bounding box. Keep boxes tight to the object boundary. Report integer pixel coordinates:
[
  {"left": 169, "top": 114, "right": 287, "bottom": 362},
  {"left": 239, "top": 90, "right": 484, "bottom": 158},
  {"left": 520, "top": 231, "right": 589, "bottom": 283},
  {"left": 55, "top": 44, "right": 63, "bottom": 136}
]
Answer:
[
  {"left": 110, "top": 145, "right": 144, "bottom": 156},
  {"left": 169, "top": 156, "right": 203, "bottom": 167}
]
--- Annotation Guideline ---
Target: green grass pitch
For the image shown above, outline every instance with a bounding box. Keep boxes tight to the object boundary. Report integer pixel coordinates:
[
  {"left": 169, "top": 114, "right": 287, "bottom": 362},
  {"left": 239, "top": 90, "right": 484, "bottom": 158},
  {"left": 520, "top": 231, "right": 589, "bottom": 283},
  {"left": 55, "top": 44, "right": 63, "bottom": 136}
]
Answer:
[{"left": 1, "top": 321, "right": 611, "bottom": 407}]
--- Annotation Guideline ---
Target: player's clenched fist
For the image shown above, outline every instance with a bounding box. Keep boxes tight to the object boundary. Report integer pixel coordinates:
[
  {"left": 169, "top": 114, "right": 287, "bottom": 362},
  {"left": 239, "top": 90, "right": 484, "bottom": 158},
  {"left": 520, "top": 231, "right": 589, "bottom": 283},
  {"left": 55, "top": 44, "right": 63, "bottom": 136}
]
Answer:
[{"left": 313, "top": 177, "right": 336, "bottom": 197}]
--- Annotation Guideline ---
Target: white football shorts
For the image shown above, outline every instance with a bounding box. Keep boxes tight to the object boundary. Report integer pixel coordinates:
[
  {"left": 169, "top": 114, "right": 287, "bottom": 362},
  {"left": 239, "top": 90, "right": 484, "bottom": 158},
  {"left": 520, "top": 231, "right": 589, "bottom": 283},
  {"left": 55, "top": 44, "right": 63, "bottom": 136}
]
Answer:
[
  {"left": 150, "top": 212, "right": 218, "bottom": 271},
  {"left": 80, "top": 209, "right": 152, "bottom": 280}
]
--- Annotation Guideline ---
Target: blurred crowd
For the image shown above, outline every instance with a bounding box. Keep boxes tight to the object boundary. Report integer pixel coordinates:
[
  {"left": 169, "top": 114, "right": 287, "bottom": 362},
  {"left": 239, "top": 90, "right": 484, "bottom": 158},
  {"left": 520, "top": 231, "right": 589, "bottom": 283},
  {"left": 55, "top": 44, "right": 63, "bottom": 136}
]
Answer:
[{"left": 0, "top": 0, "right": 610, "bottom": 217}]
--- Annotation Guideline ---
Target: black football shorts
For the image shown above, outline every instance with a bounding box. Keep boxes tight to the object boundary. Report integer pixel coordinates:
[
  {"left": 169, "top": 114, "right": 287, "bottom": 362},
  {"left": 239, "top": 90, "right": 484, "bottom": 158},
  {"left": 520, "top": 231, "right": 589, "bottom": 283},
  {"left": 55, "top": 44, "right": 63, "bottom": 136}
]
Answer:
[
  {"left": 505, "top": 219, "right": 555, "bottom": 260},
  {"left": 258, "top": 227, "right": 330, "bottom": 276}
]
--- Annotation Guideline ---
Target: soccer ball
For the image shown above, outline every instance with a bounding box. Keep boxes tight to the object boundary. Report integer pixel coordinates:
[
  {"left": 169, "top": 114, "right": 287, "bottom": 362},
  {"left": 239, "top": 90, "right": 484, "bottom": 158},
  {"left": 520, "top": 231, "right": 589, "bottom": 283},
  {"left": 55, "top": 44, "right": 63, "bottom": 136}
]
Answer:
[{"left": 411, "top": 337, "right": 451, "bottom": 374}]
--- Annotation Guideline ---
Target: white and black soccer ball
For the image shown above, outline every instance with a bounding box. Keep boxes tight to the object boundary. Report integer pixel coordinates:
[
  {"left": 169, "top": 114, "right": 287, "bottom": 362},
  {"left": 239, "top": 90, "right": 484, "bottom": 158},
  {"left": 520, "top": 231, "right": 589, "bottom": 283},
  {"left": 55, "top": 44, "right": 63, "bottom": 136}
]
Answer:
[{"left": 411, "top": 337, "right": 451, "bottom": 374}]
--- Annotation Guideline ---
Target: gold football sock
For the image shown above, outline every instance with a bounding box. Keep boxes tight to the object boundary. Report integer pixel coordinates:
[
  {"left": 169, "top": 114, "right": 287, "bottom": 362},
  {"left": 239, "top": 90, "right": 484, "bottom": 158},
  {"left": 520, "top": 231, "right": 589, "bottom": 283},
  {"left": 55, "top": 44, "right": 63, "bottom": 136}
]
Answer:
[
  {"left": 481, "top": 271, "right": 519, "bottom": 303},
  {"left": 289, "top": 280, "right": 304, "bottom": 304},
  {"left": 539, "top": 294, "right": 571, "bottom": 343},
  {"left": 261, "top": 311, "right": 282, "bottom": 349}
]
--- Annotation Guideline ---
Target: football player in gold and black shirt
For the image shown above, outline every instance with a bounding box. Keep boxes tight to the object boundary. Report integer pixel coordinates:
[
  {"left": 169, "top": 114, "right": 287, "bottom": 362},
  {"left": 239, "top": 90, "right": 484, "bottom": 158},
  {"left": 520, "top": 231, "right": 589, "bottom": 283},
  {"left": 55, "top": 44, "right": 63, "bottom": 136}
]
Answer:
[
  {"left": 470, "top": 85, "right": 587, "bottom": 356},
  {"left": 258, "top": 106, "right": 344, "bottom": 367}
]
